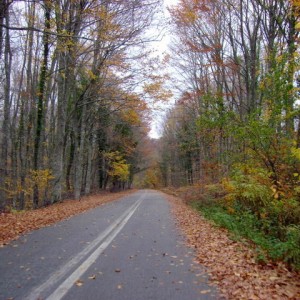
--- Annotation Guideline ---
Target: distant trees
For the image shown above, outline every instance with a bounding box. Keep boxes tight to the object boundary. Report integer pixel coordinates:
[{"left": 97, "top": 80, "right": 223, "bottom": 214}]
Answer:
[
  {"left": 160, "top": 0, "right": 300, "bottom": 191},
  {"left": 0, "top": 0, "right": 162, "bottom": 210}
]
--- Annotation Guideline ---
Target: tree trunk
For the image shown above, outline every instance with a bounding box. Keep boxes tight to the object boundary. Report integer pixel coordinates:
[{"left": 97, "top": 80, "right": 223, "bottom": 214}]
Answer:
[
  {"left": 33, "top": 1, "right": 51, "bottom": 208},
  {"left": 84, "top": 134, "right": 95, "bottom": 195},
  {"left": 74, "top": 104, "right": 87, "bottom": 200},
  {"left": 0, "top": 4, "right": 12, "bottom": 210}
]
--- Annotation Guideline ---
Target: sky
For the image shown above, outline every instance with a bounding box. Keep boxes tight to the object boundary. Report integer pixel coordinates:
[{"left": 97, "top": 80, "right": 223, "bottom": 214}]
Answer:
[{"left": 148, "top": 0, "right": 179, "bottom": 139}]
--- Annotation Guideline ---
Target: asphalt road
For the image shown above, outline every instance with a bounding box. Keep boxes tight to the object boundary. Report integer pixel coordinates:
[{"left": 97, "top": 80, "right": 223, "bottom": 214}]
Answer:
[{"left": 0, "top": 190, "right": 219, "bottom": 300}]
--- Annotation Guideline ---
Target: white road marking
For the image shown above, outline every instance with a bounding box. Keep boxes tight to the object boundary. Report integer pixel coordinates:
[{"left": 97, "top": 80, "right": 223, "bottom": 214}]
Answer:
[{"left": 25, "top": 193, "right": 145, "bottom": 300}]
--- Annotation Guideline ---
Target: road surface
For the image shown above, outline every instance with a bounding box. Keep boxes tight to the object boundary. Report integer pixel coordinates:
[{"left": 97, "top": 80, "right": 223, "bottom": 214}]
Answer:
[{"left": 0, "top": 190, "right": 219, "bottom": 299}]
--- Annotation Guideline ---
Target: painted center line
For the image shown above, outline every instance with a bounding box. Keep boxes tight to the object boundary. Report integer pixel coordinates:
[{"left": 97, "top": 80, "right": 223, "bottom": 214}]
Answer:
[{"left": 25, "top": 194, "right": 145, "bottom": 300}]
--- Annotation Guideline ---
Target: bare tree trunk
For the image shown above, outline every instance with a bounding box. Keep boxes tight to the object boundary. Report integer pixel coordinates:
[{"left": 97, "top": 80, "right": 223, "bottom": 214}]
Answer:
[
  {"left": 0, "top": 4, "right": 12, "bottom": 209},
  {"left": 33, "top": 1, "right": 51, "bottom": 208},
  {"left": 51, "top": 52, "right": 68, "bottom": 203},
  {"left": 0, "top": 0, "right": 9, "bottom": 58},
  {"left": 74, "top": 104, "right": 87, "bottom": 200},
  {"left": 84, "top": 134, "right": 95, "bottom": 195}
]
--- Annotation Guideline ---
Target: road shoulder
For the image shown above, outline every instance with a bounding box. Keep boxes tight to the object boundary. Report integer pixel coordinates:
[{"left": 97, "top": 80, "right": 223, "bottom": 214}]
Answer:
[
  {"left": 165, "top": 192, "right": 300, "bottom": 299},
  {"left": 0, "top": 190, "right": 136, "bottom": 246}
]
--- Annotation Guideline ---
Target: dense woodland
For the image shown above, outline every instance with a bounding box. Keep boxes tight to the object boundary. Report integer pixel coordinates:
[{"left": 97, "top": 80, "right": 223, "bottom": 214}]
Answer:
[
  {"left": 1, "top": 0, "right": 300, "bottom": 270},
  {"left": 155, "top": 0, "right": 300, "bottom": 269},
  {"left": 0, "top": 0, "right": 169, "bottom": 210}
]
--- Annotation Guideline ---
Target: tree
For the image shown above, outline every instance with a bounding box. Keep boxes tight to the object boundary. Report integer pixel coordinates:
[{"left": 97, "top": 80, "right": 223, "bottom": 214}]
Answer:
[
  {"left": 0, "top": 0, "right": 163, "bottom": 210},
  {"left": 158, "top": 0, "right": 300, "bottom": 200}
]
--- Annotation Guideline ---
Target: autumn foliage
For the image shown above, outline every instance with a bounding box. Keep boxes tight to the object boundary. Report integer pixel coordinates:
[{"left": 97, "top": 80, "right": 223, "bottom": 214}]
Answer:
[
  {"left": 158, "top": 0, "right": 300, "bottom": 271},
  {"left": 0, "top": 0, "right": 165, "bottom": 209}
]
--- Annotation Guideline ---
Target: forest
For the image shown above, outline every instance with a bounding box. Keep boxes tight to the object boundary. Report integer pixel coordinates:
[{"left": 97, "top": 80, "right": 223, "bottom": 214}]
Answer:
[
  {"left": 1, "top": 0, "right": 300, "bottom": 270},
  {"left": 0, "top": 0, "right": 168, "bottom": 210},
  {"left": 152, "top": 0, "right": 300, "bottom": 269}
]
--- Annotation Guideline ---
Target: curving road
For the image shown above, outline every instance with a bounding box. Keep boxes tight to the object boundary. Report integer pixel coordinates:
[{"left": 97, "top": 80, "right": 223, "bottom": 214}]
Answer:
[{"left": 0, "top": 190, "right": 219, "bottom": 300}]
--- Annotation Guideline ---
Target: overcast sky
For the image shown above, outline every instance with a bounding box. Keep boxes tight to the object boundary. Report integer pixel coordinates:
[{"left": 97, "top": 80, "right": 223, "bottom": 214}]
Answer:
[{"left": 148, "top": 0, "right": 179, "bottom": 139}]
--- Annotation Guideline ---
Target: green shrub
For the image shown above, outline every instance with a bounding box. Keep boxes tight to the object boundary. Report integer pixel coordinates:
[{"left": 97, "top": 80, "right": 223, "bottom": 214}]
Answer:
[{"left": 192, "top": 200, "right": 300, "bottom": 270}]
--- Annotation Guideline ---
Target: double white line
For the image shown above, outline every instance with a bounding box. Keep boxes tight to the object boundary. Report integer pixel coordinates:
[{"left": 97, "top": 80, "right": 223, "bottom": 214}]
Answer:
[{"left": 25, "top": 196, "right": 144, "bottom": 300}]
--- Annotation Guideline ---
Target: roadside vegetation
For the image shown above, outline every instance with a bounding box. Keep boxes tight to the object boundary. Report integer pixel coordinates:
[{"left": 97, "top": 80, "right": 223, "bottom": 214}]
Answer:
[
  {"left": 162, "top": 183, "right": 300, "bottom": 271},
  {"left": 142, "top": 0, "right": 300, "bottom": 272},
  {"left": 168, "top": 192, "right": 300, "bottom": 299}
]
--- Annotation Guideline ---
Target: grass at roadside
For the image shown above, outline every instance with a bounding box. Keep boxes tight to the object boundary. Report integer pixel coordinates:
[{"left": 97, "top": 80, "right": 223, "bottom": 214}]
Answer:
[
  {"left": 191, "top": 201, "right": 300, "bottom": 269},
  {"left": 161, "top": 186, "right": 300, "bottom": 271}
]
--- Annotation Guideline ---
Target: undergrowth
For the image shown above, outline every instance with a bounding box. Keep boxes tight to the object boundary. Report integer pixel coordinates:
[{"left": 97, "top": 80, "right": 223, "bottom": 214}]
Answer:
[
  {"left": 163, "top": 181, "right": 300, "bottom": 271},
  {"left": 191, "top": 200, "right": 300, "bottom": 271}
]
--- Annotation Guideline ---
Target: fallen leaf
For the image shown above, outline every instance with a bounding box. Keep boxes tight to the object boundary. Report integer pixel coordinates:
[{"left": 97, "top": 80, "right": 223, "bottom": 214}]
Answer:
[
  {"left": 75, "top": 280, "right": 84, "bottom": 287},
  {"left": 200, "top": 289, "right": 211, "bottom": 294},
  {"left": 88, "top": 275, "right": 96, "bottom": 280},
  {"left": 0, "top": 190, "right": 135, "bottom": 247},
  {"left": 165, "top": 193, "right": 300, "bottom": 300}
]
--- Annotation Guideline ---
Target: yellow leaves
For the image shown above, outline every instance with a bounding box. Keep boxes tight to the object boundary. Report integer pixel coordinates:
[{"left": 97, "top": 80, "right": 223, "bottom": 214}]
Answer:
[
  {"left": 271, "top": 185, "right": 285, "bottom": 200},
  {"left": 172, "top": 0, "right": 198, "bottom": 25},
  {"left": 143, "top": 81, "right": 173, "bottom": 102},
  {"left": 181, "top": 8, "right": 197, "bottom": 23},
  {"left": 104, "top": 151, "right": 130, "bottom": 181},
  {"left": 30, "top": 169, "right": 54, "bottom": 187},
  {"left": 291, "top": 146, "right": 300, "bottom": 160},
  {"left": 104, "top": 151, "right": 123, "bottom": 162},
  {"left": 94, "top": 5, "right": 122, "bottom": 42},
  {"left": 292, "top": 0, "right": 300, "bottom": 18},
  {"left": 143, "top": 82, "right": 162, "bottom": 94},
  {"left": 227, "top": 207, "right": 235, "bottom": 214},
  {"left": 260, "top": 212, "right": 268, "bottom": 219},
  {"left": 292, "top": 0, "right": 300, "bottom": 6},
  {"left": 120, "top": 109, "right": 141, "bottom": 126},
  {"left": 3, "top": 169, "right": 54, "bottom": 206},
  {"left": 143, "top": 167, "right": 160, "bottom": 188},
  {"left": 86, "top": 69, "right": 97, "bottom": 81},
  {"left": 109, "top": 162, "right": 130, "bottom": 182},
  {"left": 222, "top": 178, "right": 235, "bottom": 194}
]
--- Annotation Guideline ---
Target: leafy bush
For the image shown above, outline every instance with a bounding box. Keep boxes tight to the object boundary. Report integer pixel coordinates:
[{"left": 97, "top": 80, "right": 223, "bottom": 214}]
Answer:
[
  {"left": 193, "top": 201, "right": 300, "bottom": 270},
  {"left": 223, "top": 165, "right": 273, "bottom": 211}
]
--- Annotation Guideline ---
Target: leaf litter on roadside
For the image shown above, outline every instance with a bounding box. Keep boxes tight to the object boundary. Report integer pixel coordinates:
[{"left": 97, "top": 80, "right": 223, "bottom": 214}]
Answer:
[
  {"left": 166, "top": 194, "right": 300, "bottom": 300},
  {"left": 0, "top": 190, "right": 136, "bottom": 246}
]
